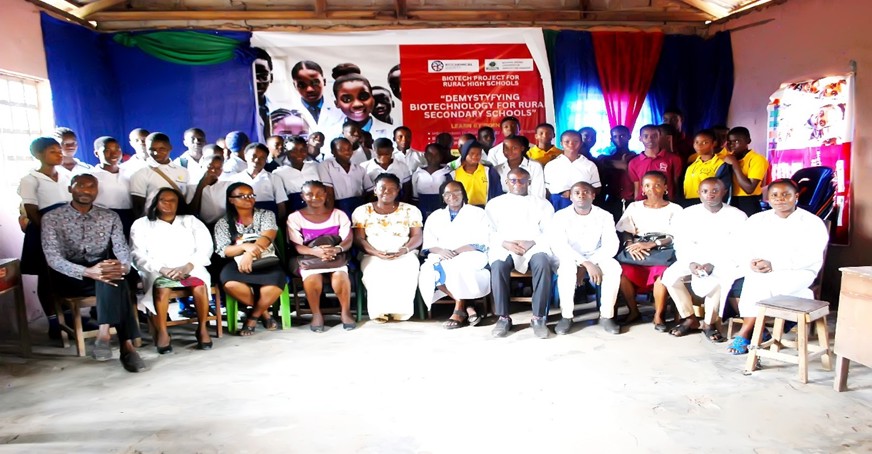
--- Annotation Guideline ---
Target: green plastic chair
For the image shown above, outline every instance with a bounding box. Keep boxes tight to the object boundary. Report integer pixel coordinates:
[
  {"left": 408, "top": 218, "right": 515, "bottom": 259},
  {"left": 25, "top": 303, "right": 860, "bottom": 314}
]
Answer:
[{"left": 225, "top": 229, "right": 292, "bottom": 334}]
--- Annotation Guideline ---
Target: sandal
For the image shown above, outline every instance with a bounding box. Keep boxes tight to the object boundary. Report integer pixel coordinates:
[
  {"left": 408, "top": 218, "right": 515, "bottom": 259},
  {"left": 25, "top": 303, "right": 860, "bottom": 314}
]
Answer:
[
  {"left": 654, "top": 322, "right": 671, "bottom": 333},
  {"left": 727, "top": 336, "right": 750, "bottom": 355},
  {"left": 467, "top": 310, "right": 482, "bottom": 327},
  {"left": 442, "top": 310, "right": 468, "bottom": 330},
  {"left": 261, "top": 315, "right": 278, "bottom": 331},
  {"left": 238, "top": 320, "right": 257, "bottom": 337},
  {"left": 670, "top": 321, "right": 700, "bottom": 337},
  {"left": 703, "top": 327, "right": 726, "bottom": 343}
]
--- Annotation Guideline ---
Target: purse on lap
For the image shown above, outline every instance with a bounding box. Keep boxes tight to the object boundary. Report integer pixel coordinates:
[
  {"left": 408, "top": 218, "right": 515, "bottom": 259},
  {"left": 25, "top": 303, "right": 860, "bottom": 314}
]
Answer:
[
  {"left": 295, "top": 235, "right": 349, "bottom": 271},
  {"left": 234, "top": 233, "right": 280, "bottom": 271},
  {"left": 615, "top": 233, "right": 676, "bottom": 266}
]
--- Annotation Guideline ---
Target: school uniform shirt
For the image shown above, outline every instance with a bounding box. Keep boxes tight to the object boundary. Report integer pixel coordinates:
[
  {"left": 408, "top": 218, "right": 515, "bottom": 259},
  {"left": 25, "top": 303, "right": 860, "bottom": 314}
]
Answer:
[
  {"left": 494, "top": 158, "right": 547, "bottom": 199},
  {"left": 129, "top": 158, "right": 191, "bottom": 208},
  {"left": 627, "top": 150, "right": 684, "bottom": 199},
  {"left": 18, "top": 169, "right": 72, "bottom": 209},
  {"left": 306, "top": 151, "right": 328, "bottom": 163},
  {"left": 272, "top": 162, "right": 320, "bottom": 196},
  {"left": 56, "top": 159, "right": 93, "bottom": 178},
  {"left": 451, "top": 164, "right": 490, "bottom": 207},
  {"left": 198, "top": 180, "right": 231, "bottom": 224},
  {"left": 683, "top": 155, "right": 729, "bottom": 199},
  {"left": 485, "top": 193, "right": 555, "bottom": 272},
  {"left": 486, "top": 141, "right": 505, "bottom": 166},
  {"left": 412, "top": 166, "right": 452, "bottom": 197},
  {"left": 174, "top": 151, "right": 207, "bottom": 183},
  {"left": 527, "top": 145, "right": 562, "bottom": 166},
  {"left": 317, "top": 159, "right": 374, "bottom": 200},
  {"left": 362, "top": 159, "right": 412, "bottom": 184},
  {"left": 222, "top": 154, "right": 247, "bottom": 176},
  {"left": 349, "top": 147, "right": 372, "bottom": 166},
  {"left": 543, "top": 154, "right": 602, "bottom": 195},
  {"left": 730, "top": 150, "right": 769, "bottom": 197},
  {"left": 91, "top": 168, "right": 132, "bottom": 209},
  {"left": 119, "top": 155, "right": 149, "bottom": 178},
  {"left": 393, "top": 148, "right": 427, "bottom": 174},
  {"left": 231, "top": 170, "right": 288, "bottom": 204}
]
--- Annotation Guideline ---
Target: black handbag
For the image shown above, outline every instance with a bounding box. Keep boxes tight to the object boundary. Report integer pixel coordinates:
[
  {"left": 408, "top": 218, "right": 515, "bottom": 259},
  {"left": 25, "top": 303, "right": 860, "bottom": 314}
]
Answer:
[
  {"left": 615, "top": 233, "right": 676, "bottom": 266},
  {"left": 295, "top": 235, "right": 349, "bottom": 271}
]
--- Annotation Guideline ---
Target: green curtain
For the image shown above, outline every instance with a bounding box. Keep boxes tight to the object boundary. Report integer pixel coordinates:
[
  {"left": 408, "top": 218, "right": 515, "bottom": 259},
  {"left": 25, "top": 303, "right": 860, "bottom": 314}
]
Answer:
[
  {"left": 113, "top": 31, "right": 243, "bottom": 65},
  {"left": 542, "top": 29, "right": 559, "bottom": 79}
]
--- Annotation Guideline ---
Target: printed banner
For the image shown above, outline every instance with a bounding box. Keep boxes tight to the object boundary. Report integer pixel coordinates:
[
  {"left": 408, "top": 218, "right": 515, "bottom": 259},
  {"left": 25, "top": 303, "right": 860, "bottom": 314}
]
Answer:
[
  {"left": 767, "top": 74, "right": 853, "bottom": 244},
  {"left": 401, "top": 44, "right": 546, "bottom": 149},
  {"left": 250, "top": 29, "right": 553, "bottom": 149}
]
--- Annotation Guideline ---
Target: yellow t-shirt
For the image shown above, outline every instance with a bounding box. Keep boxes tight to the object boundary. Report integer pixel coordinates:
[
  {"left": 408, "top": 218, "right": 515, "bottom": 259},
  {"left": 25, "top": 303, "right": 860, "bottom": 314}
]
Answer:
[
  {"left": 683, "top": 155, "right": 726, "bottom": 198},
  {"left": 732, "top": 149, "right": 769, "bottom": 196},
  {"left": 527, "top": 145, "right": 562, "bottom": 166},
  {"left": 453, "top": 164, "right": 489, "bottom": 206}
]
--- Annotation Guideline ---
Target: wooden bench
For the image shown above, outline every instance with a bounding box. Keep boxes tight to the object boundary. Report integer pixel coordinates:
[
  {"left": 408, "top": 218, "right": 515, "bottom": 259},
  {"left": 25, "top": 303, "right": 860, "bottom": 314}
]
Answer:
[{"left": 743, "top": 296, "right": 832, "bottom": 383}]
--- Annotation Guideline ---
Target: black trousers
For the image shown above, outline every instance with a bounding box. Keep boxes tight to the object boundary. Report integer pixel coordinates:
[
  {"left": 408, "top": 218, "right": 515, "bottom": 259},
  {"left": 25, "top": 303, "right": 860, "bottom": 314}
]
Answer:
[
  {"left": 491, "top": 253, "right": 552, "bottom": 318},
  {"left": 52, "top": 268, "right": 141, "bottom": 342}
]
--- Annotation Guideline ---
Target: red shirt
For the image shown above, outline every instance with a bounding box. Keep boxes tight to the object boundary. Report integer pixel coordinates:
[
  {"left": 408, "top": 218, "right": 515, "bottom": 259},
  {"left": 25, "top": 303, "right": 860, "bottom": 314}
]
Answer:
[{"left": 627, "top": 150, "right": 683, "bottom": 199}]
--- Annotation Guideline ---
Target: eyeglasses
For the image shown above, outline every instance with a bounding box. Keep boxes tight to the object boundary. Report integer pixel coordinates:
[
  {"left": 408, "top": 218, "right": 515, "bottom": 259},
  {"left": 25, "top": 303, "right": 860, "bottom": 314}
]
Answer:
[
  {"left": 442, "top": 190, "right": 463, "bottom": 198},
  {"left": 295, "top": 80, "right": 322, "bottom": 89},
  {"left": 229, "top": 194, "right": 256, "bottom": 200},
  {"left": 507, "top": 178, "right": 530, "bottom": 184}
]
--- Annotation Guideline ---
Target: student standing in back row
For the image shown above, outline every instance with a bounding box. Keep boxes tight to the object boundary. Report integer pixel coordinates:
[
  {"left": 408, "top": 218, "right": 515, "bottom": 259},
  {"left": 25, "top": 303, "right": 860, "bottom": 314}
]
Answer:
[
  {"left": 720, "top": 127, "right": 769, "bottom": 217},
  {"left": 130, "top": 132, "right": 191, "bottom": 218},
  {"left": 627, "top": 125, "right": 683, "bottom": 201}
]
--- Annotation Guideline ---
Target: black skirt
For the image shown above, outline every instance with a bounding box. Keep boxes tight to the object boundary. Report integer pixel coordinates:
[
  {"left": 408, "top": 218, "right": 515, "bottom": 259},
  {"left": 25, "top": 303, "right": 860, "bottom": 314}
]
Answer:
[{"left": 219, "top": 260, "right": 286, "bottom": 288}]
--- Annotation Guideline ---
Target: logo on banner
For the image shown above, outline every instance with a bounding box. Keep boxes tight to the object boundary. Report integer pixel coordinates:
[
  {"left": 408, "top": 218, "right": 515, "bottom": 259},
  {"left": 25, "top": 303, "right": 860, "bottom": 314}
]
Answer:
[
  {"left": 428, "top": 59, "right": 478, "bottom": 73},
  {"left": 485, "top": 59, "right": 534, "bottom": 72}
]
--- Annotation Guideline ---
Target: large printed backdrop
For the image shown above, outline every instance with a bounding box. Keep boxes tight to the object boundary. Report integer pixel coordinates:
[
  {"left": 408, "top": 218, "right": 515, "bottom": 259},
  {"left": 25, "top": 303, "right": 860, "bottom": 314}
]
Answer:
[
  {"left": 767, "top": 74, "right": 853, "bottom": 245},
  {"left": 251, "top": 29, "right": 553, "bottom": 150}
]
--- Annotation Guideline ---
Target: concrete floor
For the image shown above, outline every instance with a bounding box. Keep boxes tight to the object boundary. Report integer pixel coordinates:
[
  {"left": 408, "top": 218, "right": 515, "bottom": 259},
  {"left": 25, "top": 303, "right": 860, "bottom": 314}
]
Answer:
[{"left": 1, "top": 302, "right": 871, "bottom": 453}]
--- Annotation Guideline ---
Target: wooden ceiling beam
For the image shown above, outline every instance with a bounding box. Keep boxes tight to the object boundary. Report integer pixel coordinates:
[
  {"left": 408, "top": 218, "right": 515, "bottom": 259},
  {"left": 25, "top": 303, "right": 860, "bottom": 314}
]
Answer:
[
  {"left": 25, "top": 0, "right": 96, "bottom": 29},
  {"left": 314, "top": 0, "right": 327, "bottom": 18},
  {"left": 395, "top": 0, "right": 408, "bottom": 19},
  {"left": 72, "top": 0, "right": 127, "bottom": 19},
  {"left": 90, "top": 8, "right": 711, "bottom": 23},
  {"left": 674, "top": 0, "right": 725, "bottom": 18}
]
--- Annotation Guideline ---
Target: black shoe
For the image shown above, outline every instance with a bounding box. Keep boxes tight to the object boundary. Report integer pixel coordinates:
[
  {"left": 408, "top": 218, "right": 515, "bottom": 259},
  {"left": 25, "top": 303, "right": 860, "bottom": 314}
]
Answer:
[
  {"left": 491, "top": 316, "right": 512, "bottom": 338},
  {"left": 555, "top": 318, "right": 573, "bottom": 335},
  {"left": 156, "top": 335, "right": 173, "bottom": 354},
  {"left": 531, "top": 317, "right": 550, "bottom": 339},
  {"left": 342, "top": 322, "right": 356, "bottom": 331},
  {"left": 601, "top": 317, "right": 621, "bottom": 335},
  {"left": 195, "top": 332, "right": 213, "bottom": 350},
  {"left": 120, "top": 351, "right": 147, "bottom": 373}
]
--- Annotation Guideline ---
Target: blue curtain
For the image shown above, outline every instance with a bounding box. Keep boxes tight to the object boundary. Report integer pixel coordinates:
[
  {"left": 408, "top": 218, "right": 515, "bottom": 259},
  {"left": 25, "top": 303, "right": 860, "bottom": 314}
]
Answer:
[
  {"left": 40, "top": 14, "right": 257, "bottom": 165},
  {"left": 552, "top": 31, "right": 602, "bottom": 135},
  {"left": 648, "top": 31, "right": 734, "bottom": 135}
]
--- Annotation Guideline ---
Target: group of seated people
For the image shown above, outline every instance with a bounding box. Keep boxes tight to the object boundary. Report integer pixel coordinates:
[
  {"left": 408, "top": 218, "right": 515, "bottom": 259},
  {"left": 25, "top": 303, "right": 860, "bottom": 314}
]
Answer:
[{"left": 17, "top": 111, "right": 828, "bottom": 374}]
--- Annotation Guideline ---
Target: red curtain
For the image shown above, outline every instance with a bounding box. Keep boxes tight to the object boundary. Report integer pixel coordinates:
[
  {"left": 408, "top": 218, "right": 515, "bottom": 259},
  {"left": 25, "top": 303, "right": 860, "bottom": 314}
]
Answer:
[{"left": 592, "top": 31, "right": 664, "bottom": 130}]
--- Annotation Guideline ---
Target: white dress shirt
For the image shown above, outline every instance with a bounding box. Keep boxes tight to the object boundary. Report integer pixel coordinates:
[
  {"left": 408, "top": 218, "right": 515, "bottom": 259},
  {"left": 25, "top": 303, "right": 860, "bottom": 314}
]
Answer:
[
  {"left": 272, "top": 162, "right": 320, "bottom": 195},
  {"left": 548, "top": 205, "right": 619, "bottom": 266},
  {"left": 485, "top": 193, "right": 554, "bottom": 272},
  {"left": 231, "top": 170, "right": 288, "bottom": 204},
  {"left": 18, "top": 169, "right": 72, "bottom": 209},
  {"left": 544, "top": 154, "right": 602, "bottom": 194}
]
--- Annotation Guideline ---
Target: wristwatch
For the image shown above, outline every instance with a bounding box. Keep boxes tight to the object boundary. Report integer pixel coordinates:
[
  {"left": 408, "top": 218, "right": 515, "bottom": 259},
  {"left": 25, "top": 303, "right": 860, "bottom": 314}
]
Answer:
[{"left": 654, "top": 239, "right": 663, "bottom": 247}]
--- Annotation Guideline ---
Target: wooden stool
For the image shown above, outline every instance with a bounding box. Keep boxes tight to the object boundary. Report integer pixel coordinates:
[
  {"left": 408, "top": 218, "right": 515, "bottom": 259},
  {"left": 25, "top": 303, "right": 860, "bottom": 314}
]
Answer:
[
  {"left": 54, "top": 295, "right": 117, "bottom": 357},
  {"left": 743, "top": 296, "right": 832, "bottom": 383}
]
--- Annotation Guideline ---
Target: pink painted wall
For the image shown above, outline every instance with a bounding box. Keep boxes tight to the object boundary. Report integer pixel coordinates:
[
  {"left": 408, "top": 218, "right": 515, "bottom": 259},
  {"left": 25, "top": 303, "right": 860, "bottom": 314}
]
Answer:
[
  {"left": 0, "top": 1, "right": 50, "bottom": 331},
  {"left": 1, "top": 2, "right": 48, "bottom": 79},
  {"left": 710, "top": 0, "right": 872, "bottom": 298}
]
